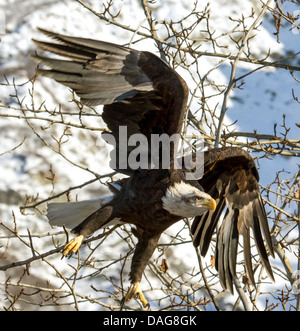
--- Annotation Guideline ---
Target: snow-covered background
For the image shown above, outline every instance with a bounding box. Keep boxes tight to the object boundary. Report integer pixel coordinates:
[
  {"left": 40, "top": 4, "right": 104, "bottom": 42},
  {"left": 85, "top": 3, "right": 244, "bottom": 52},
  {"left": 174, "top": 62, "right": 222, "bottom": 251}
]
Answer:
[{"left": 0, "top": 0, "right": 299, "bottom": 311}]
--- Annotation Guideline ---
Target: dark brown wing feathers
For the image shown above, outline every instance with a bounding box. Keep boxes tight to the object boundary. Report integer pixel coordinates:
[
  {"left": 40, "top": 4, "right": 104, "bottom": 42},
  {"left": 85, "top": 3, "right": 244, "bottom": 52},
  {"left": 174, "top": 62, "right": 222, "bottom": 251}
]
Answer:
[
  {"left": 32, "top": 29, "right": 188, "bottom": 174},
  {"left": 32, "top": 29, "right": 154, "bottom": 106},
  {"left": 32, "top": 29, "right": 188, "bottom": 170},
  {"left": 192, "top": 147, "right": 274, "bottom": 292}
]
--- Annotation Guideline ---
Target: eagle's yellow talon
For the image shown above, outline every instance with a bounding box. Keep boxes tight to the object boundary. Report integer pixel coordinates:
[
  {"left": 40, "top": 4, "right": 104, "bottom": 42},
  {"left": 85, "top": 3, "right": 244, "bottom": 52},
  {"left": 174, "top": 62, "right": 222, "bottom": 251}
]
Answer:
[
  {"left": 123, "top": 282, "right": 149, "bottom": 309},
  {"left": 63, "top": 235, "right": 84, "bottom": 256}
]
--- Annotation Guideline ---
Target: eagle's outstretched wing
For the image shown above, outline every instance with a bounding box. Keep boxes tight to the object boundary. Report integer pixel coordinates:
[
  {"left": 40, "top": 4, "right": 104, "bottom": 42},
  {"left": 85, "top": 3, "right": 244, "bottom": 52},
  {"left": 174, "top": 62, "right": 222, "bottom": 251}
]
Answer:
[
  {"left": 32, "top": 29, "right": 188, "bottom": 174},
  {"left": 192, "top": 147, "right": 274, "bottom": 292}
]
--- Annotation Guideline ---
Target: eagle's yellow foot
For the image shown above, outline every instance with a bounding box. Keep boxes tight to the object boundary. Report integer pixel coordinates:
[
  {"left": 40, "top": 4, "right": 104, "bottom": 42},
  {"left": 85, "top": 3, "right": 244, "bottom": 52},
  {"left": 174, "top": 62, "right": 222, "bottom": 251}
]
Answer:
[
  {"left": 122, "top": 282, "right": 149, "bottom": 309},
  {"left": 63, "top": 235, "right": 84, "bottom": 256}
]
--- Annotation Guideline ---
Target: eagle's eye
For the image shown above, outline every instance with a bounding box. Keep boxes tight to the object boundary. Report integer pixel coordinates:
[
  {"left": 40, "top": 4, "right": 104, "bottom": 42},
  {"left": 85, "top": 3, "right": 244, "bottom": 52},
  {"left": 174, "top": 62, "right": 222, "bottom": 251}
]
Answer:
[
  {"left": 188, "top": 195, "right": 202, "bottom": 203},
  {"left": 195, "top": 196, "right": 205, "bottom": 203},
  {"left": 195, "top": 196, "right": 216, "bottom": 211}
]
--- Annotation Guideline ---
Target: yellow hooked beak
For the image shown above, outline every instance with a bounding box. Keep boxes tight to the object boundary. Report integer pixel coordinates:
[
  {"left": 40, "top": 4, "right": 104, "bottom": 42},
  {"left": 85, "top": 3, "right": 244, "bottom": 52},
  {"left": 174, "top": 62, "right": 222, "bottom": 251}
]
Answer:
[{"left": 196, "top": 197, "right": 216, "bottom": 211}]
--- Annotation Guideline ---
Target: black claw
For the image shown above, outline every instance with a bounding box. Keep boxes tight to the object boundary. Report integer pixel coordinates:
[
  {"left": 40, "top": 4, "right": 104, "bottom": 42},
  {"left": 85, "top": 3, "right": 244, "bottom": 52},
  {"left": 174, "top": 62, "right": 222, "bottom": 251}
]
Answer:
[{"left": 61, "top": 252, "right": 72, "bottom": 259}]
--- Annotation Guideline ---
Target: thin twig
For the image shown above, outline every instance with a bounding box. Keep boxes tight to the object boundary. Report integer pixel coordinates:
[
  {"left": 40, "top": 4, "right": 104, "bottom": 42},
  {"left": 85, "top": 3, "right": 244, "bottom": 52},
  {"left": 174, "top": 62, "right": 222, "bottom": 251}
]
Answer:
[{"left": 214, "top": 0, "right": 273, "bottom": 147}]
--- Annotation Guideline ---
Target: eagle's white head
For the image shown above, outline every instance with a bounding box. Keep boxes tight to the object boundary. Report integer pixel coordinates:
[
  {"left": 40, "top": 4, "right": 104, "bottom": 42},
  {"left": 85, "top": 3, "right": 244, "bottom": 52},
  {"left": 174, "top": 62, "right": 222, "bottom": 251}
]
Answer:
[{"left": 162, "top": 181, "right": 216, "bottom": 218}]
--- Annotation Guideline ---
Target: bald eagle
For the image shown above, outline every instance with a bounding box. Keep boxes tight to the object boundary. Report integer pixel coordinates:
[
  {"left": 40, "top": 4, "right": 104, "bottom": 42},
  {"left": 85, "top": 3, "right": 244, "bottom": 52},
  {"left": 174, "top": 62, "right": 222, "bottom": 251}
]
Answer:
[{"left": 32, "top": 29, "right": 274, "bottom": 308}]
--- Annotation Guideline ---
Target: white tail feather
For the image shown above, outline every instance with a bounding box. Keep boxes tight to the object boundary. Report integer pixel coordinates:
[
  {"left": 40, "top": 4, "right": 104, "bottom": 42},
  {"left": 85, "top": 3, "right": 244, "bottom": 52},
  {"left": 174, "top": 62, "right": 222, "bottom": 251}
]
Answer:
[{"left": 47, "top": 196, "right": 114, "bottom": 228}]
